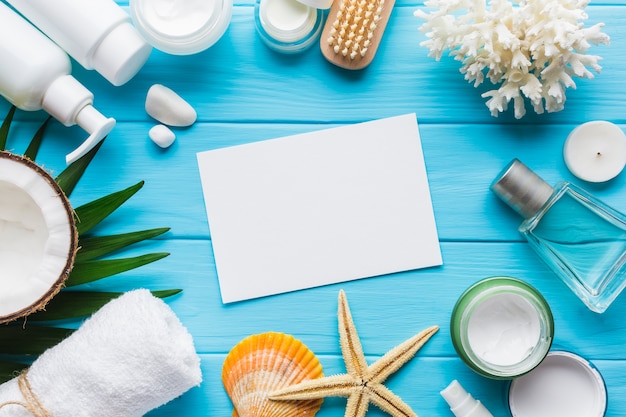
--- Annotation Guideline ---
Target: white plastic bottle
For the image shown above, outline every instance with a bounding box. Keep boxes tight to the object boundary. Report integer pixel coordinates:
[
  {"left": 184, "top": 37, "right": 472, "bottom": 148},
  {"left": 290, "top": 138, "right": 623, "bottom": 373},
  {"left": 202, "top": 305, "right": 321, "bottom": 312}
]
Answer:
[
  {"left": 6, "top": 0, "right": 152, "bottom": 86},
  {"left": 0, "top": 2, "right": 115, "bottom": 164}
]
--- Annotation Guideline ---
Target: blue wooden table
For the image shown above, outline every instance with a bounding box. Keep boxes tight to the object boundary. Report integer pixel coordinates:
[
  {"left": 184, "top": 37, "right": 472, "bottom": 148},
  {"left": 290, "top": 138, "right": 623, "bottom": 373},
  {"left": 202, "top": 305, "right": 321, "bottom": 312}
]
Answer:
[{"left": 3, "top": 1, "right": 626, "bottom": 415}]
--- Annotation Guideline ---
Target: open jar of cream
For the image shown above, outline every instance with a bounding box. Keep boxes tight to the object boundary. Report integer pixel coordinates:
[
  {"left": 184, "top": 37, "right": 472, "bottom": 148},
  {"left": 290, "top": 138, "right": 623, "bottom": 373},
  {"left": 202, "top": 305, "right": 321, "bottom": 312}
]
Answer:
[
  {"left": 450, "top": 276, "right": 554, "bottom": 379},
  {"left": 254, "top": 0, "right": 324, "bottom": 53},
  {"left": 130, "top": 0, "right": 233, "bottom": 55}
]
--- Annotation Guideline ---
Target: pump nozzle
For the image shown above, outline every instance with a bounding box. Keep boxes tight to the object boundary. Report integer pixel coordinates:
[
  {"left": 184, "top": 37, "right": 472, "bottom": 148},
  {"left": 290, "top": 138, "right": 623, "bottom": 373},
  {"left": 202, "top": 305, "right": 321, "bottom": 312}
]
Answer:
[
  {"left": 66, "top": 105, "right": 116, "bottom": 164},
  {"left": 41, "top": 74, "right": 116, "bottom": 165},
  {"left": 440, "top": 380, "right": 494, "bottom": 417}
]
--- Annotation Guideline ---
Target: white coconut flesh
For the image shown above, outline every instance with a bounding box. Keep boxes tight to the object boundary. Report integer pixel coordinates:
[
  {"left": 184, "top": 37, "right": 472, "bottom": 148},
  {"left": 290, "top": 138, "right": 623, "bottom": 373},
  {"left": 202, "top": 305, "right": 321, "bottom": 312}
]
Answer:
[{"left": 0, "top": 151, "right": 77, "bottom": 323}]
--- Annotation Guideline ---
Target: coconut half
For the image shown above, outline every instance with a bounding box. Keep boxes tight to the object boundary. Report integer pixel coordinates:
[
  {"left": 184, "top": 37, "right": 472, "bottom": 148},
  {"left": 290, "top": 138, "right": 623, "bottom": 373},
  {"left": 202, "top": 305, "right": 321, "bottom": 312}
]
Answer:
[{"left": 0, "top": 151, "right": 77, "bottom": 324}]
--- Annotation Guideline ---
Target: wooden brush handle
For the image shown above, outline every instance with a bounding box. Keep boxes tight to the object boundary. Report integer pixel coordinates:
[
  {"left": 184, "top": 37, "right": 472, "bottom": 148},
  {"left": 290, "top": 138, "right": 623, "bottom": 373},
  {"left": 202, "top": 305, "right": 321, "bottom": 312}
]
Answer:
[{"left": 320, "top": 0, "right": 395, "bottom": 70}]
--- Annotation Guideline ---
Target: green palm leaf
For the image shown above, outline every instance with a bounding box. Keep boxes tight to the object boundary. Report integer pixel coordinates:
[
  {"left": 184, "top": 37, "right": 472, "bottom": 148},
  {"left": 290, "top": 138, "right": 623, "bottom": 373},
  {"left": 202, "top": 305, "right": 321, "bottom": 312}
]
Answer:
[
  {"left": 67, "top": 252, "right": 170, "bottom": 286},
  {"left": 76, "top": 228, "right": 170, "bottom": 262},
  {"left": 0, "top": 361, "right": 27, "bottom": 384},
  {"left": 74, "top": 181, "right": 144, "bottom": 235},
  {"left": 0, "top": 105, "right": 15, "bottom": 150},
  {"left": 0, "top": 326, "right": 74, "bottom": 355},
  {"left": 55, "top": 139, "right": 104, "bottom": 197},
  {"left": 23, "top": 116, "right": 51, "bottom": 161}
]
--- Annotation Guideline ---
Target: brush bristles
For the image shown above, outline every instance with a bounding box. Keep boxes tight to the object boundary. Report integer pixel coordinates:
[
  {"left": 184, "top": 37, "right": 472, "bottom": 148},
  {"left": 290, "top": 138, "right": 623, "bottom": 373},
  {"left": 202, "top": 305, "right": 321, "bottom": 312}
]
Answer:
[{"left": 327, "top": 0, "right": 385, "bottom": 59}]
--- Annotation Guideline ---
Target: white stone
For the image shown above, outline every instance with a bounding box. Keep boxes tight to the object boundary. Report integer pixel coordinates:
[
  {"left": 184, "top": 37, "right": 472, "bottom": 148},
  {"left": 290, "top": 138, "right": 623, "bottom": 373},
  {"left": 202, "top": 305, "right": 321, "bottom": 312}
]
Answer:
[
  {"left": 149, "top": 124, "right": 176, "bottom": 148},
  {"left": 145, "top": 84, "right": 197, "bottom": 127}
]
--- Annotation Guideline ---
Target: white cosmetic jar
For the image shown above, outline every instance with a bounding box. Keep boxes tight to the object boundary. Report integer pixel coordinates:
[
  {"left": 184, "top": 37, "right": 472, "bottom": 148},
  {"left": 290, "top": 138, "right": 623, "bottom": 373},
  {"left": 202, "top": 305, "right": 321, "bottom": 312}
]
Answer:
[
  {"left": 508, "top": 351, "right": 607, "bottom": 417},
  {"left": 130, "top": 0, "right": 233, "bottom": 55},
  {"left": 254, "top": 0, "right": 323, "bottom": 54},
  {"left": 450, "top": 276, "right": 554, "bottom": 379}
]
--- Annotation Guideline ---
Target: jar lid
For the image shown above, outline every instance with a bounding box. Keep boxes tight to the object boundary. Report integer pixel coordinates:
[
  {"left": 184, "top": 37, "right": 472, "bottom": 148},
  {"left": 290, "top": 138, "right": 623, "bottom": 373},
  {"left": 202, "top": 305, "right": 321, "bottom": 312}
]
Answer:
[
  {"left": 490, "top": 159, "right": 554, "bottom": 219},
  {"left": 129, "top": 0, "right": 233, "bottom": 55},
  {"left": 508, "top": 351, "right": 607, "bottom": 417}
]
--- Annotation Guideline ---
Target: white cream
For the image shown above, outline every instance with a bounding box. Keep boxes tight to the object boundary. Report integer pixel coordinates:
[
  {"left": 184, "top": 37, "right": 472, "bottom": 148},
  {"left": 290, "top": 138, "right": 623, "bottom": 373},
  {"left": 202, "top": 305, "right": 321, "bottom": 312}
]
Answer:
[
  {"left": 142, "top": 0, "right": 216, "bottom": 37},
  {"left": 260, "top": 0, "right": 317, "bottom": 43},
  {"left": 467, "top": 292, "right": 541, "bottom": 367}
]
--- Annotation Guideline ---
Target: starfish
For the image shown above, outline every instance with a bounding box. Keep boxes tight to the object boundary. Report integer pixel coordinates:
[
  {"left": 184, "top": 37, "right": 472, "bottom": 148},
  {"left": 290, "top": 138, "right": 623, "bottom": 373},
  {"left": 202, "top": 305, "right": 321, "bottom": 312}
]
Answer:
[{"left": 269, "top": 290, "right": 439, "bottom": 417}]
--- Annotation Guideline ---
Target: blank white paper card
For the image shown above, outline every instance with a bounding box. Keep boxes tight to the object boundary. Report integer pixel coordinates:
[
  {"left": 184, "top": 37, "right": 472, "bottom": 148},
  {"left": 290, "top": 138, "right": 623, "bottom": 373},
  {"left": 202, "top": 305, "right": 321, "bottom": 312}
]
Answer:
[{"left": 197, "top": 114, "right": 442, "bottom": 303}]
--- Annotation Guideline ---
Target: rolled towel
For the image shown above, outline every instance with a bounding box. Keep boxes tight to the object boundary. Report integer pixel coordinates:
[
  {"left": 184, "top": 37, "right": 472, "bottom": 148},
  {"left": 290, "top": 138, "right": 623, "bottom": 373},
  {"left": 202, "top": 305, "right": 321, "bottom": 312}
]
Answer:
[{"left": 0, "top": 289, "right": 202, "bottom": 417}]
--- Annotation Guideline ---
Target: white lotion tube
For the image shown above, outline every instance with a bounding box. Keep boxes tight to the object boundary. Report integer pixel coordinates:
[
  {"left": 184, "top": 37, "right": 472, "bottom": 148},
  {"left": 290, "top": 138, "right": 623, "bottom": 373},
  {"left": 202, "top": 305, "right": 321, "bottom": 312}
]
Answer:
[
  {"left": 6, "top": 0, "right": 152, "bottom": 86},
  {"left": 441, "top": 380, "right": 494, "bottom": 417},
  {"left": 0, "top": 2, "right": 115, "bottom": 164}
]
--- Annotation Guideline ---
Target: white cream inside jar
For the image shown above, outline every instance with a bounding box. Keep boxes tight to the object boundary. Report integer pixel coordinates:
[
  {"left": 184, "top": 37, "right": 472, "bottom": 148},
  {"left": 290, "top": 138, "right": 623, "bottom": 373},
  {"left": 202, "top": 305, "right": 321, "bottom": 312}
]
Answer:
[
  {"left": 254, "top": 0, "right": 323, "bottom": 53},
  {"left": 450, "top": 277, "right": 554, "bottom": 379},
  {"left": 467, "top": 292, "right": 540, "bottom": 367},
  {"left": 143, "top": 0, "right": 217, "bottom": 36},
  {"left": 130, "top": 0, "right": 233, "bottom": 54},
  {"left": 260, "top": 0, "right": 316, "bottom": 42}
]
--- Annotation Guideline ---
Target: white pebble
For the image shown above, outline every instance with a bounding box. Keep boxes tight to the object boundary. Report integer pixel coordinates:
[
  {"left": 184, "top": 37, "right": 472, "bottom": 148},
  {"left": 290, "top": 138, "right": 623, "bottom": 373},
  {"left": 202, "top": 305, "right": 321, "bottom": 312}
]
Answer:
[
  {"left": 149, "top": 124, "right": 176, "bottom": 148},
  {"left": 145, "top": 84, "right": 197, "bottom": 127}
]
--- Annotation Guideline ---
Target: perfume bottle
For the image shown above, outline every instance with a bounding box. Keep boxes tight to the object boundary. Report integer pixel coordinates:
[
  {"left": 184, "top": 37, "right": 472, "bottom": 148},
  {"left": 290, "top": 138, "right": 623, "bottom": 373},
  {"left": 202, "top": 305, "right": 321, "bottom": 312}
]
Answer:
[{"left": 491, "top": 159, "right": 626, "bottom": 313}]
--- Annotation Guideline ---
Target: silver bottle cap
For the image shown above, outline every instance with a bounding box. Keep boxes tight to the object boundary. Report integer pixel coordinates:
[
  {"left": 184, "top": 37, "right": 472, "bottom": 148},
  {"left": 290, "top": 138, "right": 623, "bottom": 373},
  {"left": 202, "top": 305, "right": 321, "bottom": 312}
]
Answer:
[{"left": 490, "top": 159, "right": 554, "bottom": 219}]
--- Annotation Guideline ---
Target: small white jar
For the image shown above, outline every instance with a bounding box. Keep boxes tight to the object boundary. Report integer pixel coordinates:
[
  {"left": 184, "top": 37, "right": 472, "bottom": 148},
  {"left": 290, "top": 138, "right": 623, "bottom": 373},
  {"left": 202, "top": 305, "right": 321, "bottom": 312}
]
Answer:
[
  {"left": 254, "top": 0, "right": 323, "bottom": 54},
  {"left": 130, "top": 0, "right": 233, "bottom": 55},
  {"left": 450, "top": 276, "right": 554, "bottom": 379}
]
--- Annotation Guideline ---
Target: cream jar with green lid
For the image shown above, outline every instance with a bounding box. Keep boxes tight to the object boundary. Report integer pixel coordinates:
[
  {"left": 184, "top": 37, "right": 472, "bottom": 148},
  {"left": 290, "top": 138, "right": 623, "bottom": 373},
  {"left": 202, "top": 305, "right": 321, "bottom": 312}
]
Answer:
[{"left": 450, "top": 276, "right": 554, "bottom": 379}]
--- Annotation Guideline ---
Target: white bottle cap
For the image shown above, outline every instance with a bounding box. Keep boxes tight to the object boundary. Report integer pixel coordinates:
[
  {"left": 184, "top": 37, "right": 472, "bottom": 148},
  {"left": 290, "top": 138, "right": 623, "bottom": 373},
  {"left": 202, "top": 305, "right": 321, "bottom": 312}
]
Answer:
[
  {"left": 41, "top": 75, "right": 116, "bottom": 164},
  {"left": 441, "top": 380, "right": 494, "bottom": 417},
  {"left": 91, "top": 21, "right": 152, "bottom": 86}
]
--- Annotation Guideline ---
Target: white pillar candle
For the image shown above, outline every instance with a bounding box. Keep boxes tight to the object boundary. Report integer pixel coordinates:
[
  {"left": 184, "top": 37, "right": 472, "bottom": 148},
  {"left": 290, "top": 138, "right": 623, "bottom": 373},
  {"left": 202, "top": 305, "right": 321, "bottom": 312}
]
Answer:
[{"left": 563, "top": 121, "right": 626, "bottom": 183}]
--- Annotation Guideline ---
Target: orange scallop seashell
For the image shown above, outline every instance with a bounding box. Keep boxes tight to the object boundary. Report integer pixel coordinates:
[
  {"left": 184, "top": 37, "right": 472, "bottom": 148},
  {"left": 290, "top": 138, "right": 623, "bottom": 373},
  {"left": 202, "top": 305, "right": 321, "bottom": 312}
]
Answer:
[{"left": 222, "top": 332, "right": 324, "bottom": 417}]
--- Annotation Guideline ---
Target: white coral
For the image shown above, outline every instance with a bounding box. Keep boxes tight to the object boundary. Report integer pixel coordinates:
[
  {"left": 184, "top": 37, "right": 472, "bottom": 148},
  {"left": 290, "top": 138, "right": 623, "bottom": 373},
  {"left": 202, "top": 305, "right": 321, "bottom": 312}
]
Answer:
[{"left": 414, "top": 0, "right": 610, "bottom": 118}]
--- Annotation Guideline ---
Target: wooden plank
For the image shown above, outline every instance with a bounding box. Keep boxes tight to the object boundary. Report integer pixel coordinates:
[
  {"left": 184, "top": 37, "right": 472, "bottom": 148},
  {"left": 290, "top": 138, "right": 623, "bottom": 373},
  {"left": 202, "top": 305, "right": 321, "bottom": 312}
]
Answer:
[
  {"left": 4, "top": 120, "right": 625, "bottom": 242},
  {"left": 80, "top": 239, "right": 626, "bottom": 359},
  {"left": 1, "top": 6, "right": 622, "bottom": 124},
  {"left": 146, "top": 354, "right": 626, "bottom": 417}
]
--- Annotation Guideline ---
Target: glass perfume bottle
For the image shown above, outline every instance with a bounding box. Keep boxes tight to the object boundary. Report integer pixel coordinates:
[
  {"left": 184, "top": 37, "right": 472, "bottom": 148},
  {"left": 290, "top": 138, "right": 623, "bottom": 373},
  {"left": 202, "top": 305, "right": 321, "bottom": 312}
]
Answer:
[{"left": 491, "top": 159, "right": 626, "bottom": 313}]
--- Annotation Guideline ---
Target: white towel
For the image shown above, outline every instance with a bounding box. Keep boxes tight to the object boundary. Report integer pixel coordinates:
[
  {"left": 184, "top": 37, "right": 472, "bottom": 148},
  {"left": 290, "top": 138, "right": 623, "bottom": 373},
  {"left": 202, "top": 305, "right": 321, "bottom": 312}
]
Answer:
[{"left": 0, "top": 289, "right": 202, "bottom": 417}]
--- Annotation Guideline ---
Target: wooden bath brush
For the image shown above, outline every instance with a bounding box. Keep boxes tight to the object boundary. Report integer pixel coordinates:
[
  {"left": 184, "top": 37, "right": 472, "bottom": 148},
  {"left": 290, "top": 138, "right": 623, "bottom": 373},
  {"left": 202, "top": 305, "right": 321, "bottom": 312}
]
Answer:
[{"left": 320, "top": 0, "right": 395, "bottom": 70}]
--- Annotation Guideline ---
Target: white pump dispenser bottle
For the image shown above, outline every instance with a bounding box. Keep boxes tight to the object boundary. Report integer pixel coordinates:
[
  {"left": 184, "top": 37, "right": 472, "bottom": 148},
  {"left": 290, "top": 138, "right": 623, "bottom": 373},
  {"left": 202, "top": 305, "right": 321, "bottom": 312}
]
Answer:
[
  {"left": 0, "top": 2, "right": 115, "bottom": 164},
  {"left": 6, "top": 0, "right": 152, "bottom": 86}
]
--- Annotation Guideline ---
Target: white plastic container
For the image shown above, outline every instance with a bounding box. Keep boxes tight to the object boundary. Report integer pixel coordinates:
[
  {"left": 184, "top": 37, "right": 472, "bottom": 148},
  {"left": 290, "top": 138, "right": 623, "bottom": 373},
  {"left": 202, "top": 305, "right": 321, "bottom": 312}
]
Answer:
[
  {"left": 6, "top": 0, "right": 152, "bottom": 86},
  {"left": 129, "top": 0, "right": 233, "bottom": 55},
  {"left": 0, "top": 2, "right": 115, "bottom": 164}
]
